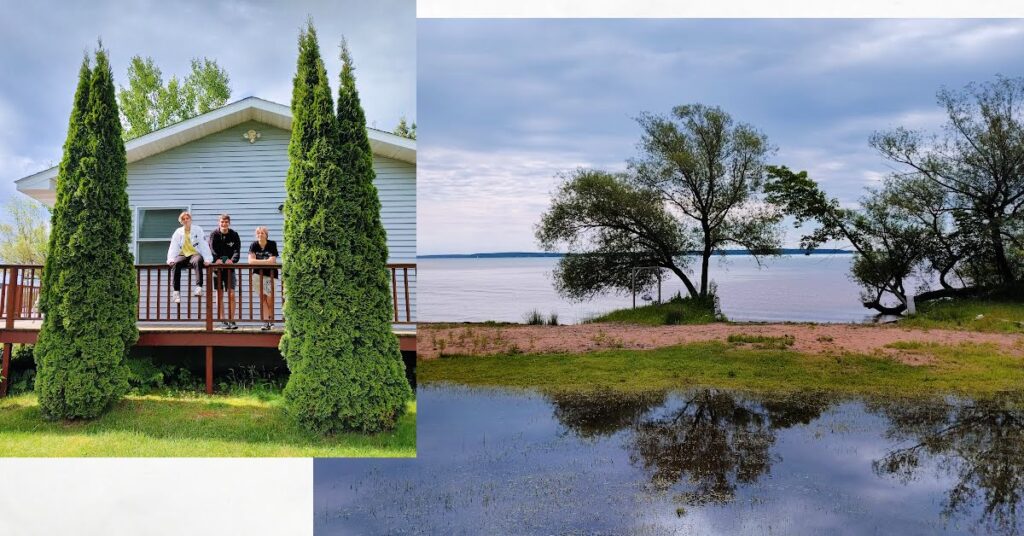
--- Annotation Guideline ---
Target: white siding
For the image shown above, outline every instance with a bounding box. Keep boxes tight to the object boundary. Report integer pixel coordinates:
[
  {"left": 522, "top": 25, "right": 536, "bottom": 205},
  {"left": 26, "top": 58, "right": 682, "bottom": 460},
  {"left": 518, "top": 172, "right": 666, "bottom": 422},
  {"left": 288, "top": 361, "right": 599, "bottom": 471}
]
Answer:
[{"left": 127, "top": 120, "right": 416, "bottom": 322}]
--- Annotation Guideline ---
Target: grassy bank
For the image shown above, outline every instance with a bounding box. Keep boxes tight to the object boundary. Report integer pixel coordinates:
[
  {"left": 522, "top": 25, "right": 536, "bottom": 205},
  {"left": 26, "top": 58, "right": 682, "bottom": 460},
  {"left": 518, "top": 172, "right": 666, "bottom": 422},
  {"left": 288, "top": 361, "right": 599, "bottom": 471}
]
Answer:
[
  {"left": 587, "top": 295, "right": 719, "bottom": 325},
  {"left": 419, "top": 340, "right": 1024, "bottom": 399},
  {"left": 0, "top": 391, "right": 416, "bottom": 457},
  {"left": 901, "top": 298, "right": 1024, "bottom": 333}
]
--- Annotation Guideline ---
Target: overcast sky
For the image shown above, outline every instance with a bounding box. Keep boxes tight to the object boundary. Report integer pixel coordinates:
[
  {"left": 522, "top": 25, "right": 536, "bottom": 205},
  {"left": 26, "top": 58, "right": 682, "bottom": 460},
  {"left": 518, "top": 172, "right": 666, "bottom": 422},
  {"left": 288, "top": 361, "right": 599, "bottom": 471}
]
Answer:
[
  {"left": 418, "top": 19, "right": 1024, "bottom": 254},
  {"left": 0, "top": 0, "right": 414, "bottom": 204}
]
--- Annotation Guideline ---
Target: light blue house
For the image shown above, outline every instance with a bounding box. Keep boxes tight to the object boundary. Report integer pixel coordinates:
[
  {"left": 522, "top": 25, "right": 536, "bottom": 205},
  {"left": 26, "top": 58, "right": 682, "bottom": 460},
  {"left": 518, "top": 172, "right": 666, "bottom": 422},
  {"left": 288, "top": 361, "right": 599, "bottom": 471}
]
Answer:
[{"left": 14, "top": 96, "right": 416, "bottom": 325}]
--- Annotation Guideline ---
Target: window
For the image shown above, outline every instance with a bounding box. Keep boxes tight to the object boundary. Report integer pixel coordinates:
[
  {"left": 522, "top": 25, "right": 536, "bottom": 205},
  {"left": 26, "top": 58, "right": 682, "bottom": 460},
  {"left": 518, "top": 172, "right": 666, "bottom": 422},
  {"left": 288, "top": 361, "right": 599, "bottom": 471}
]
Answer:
[{"left": 136, "top": 208, "right": 186, "bottom": 263}]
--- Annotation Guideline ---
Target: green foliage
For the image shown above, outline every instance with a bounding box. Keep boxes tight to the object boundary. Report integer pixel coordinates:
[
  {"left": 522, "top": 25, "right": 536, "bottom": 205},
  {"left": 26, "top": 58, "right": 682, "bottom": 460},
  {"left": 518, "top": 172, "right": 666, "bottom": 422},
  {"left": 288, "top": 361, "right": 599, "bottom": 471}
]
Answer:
[
  {"left": 523, "top": 309, "right": 545, "bottom": 325},
  {"left": 546, "top": 312, "right": 559, "bottom": 326},
  {"left": 537, "top": 105, "right": 783, "bottom": 302},
  {"left": 281, "top": 25, "right": 410, "bottom": 434},
  {"left": 393, "top": 116, "right": 416, "bottom": 139},
  {"left": 0, "top": 198, "right": 49, "bottom": 264},
  {"left": 538, "top": 169, "right": 692, "bottom": 300},
  {"left": 588, "top": 293, "right": 719, "bottom": 326},
  {"left": 34, "top": 46, "right": 138, "bottom": 420},
  {"left": 117, "top": 55, "right": 230, "bottom": 140}
]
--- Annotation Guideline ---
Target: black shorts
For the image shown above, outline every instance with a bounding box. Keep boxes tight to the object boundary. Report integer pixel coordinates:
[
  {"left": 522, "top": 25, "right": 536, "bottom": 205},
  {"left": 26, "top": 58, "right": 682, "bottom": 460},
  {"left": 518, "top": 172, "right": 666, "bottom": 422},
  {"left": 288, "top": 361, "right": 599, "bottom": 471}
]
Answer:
[{"left": 213, "top": 262, "right": 236, "bottom": 290}]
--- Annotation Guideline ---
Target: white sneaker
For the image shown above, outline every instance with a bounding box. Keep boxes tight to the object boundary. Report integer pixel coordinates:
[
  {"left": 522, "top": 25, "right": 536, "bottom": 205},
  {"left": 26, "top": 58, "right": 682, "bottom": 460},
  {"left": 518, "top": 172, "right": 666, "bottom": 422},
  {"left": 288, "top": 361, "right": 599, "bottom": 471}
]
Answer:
[
  {"left": 172, "top": 291, "right": 180, "bottom": 304},
  {"left": 193, "top": 285, "right": 204, "bottom": 296}
]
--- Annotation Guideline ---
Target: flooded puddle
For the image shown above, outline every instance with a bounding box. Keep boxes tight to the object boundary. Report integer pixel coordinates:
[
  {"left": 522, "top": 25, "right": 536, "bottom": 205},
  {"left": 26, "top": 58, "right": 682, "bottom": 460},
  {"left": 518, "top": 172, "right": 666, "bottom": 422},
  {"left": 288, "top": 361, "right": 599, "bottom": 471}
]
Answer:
[{"left": 315, "top": 385, "right": 1024, "bottom": 535}]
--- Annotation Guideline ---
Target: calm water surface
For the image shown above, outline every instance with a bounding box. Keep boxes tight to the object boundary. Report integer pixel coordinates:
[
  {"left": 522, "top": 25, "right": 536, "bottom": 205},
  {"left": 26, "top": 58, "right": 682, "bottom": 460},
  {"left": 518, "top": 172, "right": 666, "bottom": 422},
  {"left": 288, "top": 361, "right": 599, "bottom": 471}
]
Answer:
[
  {"left": 420, "top": 255, "right": 872, "bottom": 324},
  {"left": 316, "top": 385, "right": 1024, "bottom": 535}
]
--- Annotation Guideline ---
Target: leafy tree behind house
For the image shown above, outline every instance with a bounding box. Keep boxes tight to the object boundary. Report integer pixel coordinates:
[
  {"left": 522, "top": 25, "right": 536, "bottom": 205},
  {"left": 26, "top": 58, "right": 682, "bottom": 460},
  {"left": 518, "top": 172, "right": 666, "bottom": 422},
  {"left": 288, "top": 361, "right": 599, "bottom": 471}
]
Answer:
[
  {"left": 0, "top": 198, "right": 49, "bottom": 264},
  {"left": 117, "top": 55, "right": 230, "bottom": 140},
  {"left": 393, "top": 116, "right": 416, "bottom": 139},
  {"left": 766, "top": 76, "right": 1024, "bottom": 315},
  {"left": 537, "top": 104, "right": 783, "bottom": 303},
  {"left": 35, "top": 46, "right": 138, "bottom": 419}
]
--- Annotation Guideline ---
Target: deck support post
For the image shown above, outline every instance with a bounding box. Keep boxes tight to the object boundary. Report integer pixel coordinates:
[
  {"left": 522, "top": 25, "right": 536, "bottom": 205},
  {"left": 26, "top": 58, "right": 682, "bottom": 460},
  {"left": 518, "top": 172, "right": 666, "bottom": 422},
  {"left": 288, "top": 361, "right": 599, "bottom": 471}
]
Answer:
[
  {"left": 0, "top": 342, "right": 11, "bottom": 398},
  {"left": 205, "top": 346, "right": 214, "bottom": 395}
]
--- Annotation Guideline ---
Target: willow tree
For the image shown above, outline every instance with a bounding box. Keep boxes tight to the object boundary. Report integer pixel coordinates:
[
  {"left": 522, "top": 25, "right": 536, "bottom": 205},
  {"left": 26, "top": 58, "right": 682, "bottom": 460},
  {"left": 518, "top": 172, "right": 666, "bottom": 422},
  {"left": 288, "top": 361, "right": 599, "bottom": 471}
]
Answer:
[
  {"left": 35, "top": 47, "right": 138, "bottom": 419},
  {"left": 281, "top": 24, "right": 408, "bottom": 434},
  {"left": 334, "top": 39, "right": 411, "bottom": 430}
]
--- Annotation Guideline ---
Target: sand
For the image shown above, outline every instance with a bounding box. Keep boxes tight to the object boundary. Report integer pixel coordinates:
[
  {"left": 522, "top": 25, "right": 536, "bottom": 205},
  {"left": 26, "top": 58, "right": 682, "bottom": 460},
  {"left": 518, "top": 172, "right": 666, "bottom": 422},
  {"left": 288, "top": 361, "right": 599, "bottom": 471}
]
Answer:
[{"left": 418, "top": 322, "right": 1024, "bottom": 365}]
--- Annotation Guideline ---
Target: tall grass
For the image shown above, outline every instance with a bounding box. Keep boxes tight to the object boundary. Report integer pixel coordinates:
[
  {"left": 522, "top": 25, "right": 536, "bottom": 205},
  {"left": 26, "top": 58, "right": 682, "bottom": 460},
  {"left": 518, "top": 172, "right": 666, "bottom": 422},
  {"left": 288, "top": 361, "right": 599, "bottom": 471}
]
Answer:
[{"left": 588, "top": 293, "right": 721, "bottom": 326}]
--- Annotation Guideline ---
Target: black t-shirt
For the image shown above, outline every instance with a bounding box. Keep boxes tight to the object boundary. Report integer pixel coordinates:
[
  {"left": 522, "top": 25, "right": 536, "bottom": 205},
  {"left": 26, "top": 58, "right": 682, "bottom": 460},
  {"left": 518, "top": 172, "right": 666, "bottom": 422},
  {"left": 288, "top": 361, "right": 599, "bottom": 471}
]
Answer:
[
  {"left": 248, "top": 240, "right": 279, "bottom": 278},
  {"left": 209, "top": 228, "right": 241, "bottom": 262}
]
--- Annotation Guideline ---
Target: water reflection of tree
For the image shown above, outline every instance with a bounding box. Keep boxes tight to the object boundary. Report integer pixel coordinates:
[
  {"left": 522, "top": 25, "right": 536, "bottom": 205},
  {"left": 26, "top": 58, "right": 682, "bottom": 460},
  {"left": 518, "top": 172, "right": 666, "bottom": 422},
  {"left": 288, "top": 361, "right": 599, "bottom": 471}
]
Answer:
[
  {"left": 624, "top": 389, "right": 829, "bottom": 508},
  {"left": 549, "top": 390, "right": 667, "bottom": 439},
  {"left": 872, "top": 393, "right": 1024, "bottom": 535}
]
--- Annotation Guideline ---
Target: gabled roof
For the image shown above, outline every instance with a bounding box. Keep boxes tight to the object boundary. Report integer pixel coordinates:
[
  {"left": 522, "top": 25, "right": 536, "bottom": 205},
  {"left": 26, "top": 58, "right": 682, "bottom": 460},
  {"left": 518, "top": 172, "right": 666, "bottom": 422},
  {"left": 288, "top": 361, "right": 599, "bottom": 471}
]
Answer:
[{"left": 16, "top": 96, "right": 416, "bottom": 204}]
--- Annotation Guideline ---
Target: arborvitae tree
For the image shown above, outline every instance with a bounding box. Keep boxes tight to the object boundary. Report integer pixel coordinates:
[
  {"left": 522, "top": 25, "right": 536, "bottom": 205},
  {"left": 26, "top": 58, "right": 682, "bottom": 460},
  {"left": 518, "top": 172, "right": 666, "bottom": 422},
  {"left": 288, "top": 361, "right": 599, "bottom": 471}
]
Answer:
[
  {"left": 280, "top": 24, "right": 361, "bottom": 433},
  {"left": 35, "top": 46, "right": 138, "bottom": 419},
  {"left": 335, "top": 39, "right": 411, "bottom": 430}
]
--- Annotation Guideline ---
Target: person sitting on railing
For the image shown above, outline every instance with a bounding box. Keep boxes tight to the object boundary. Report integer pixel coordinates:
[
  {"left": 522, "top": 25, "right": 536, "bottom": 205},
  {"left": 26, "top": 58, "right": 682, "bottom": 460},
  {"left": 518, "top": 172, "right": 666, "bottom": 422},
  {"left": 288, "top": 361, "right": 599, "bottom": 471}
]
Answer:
[
  {"left": 248, "top": 226, "right": 279, "bottom": 331},
  {"left": 209, "top": 213, "right": 241, "bottom": 330},
  {"left": 166, "top": 211, "right": 213, "bottom": 304}
]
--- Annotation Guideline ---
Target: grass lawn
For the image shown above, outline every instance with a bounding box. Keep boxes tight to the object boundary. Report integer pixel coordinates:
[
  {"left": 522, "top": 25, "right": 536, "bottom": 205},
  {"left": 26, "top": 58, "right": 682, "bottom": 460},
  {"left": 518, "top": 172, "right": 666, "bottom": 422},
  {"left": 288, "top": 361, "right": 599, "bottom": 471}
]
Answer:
[
  {"left": 419, "top": 340, "right": 1024, "bottom": 399},
  {"left": 0, "top": 391, "right": 416, "bottom": 457},
  {"left": 900, "top": 298, "right": 1024, "bottom": 333}
]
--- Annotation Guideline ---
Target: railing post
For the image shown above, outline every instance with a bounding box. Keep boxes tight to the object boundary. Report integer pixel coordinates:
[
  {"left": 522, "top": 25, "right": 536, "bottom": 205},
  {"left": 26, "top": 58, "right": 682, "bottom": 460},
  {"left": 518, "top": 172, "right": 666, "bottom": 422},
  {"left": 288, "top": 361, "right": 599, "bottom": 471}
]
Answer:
[
  {"left": 5, "top": 267, "right": 19, "bottom": 329},
  {"left": 205, "top": 265, "right": 213, "bottom": 331},
  {"left": 391, "top": 267, "right": 399, "bottom": 322}
]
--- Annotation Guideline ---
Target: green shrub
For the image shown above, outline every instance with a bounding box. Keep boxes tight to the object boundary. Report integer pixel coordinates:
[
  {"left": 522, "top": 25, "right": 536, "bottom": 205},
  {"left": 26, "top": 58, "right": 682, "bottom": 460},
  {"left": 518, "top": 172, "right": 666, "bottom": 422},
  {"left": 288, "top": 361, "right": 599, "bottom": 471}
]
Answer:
[
  {"left": 35, "top": 48, "right": 138, "bottom": 420},
  {"left": 546, "top": 312, "right": 559, "bottom": 326},
  {"left": 524, "top": 309, "right": 545, "bottom": 325},
  {"left": 280, "top": 24, "right": 410, "bottom": 434}
]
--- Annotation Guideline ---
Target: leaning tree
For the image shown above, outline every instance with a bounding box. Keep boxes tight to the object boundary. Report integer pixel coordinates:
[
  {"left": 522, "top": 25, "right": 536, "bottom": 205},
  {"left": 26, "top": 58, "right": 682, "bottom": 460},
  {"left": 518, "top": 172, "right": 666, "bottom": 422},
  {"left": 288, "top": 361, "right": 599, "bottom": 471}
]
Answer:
[
  {"left": 766, "top": 76, "right": 1024, "bottom": 315},
  {"left": 35, "top": 46, "right": 138, "bottom": 419},
  {"left": 537, "top": 104, "right": 783, "bottom": 302}
]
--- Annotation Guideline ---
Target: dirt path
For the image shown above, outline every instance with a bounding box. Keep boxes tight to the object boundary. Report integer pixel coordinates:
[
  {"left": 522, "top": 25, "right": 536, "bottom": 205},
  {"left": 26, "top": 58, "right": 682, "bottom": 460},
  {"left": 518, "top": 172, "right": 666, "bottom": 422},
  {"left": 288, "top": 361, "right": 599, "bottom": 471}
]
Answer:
[{"left": 419, "top": 323, "right": 1024, "bottom": 365}]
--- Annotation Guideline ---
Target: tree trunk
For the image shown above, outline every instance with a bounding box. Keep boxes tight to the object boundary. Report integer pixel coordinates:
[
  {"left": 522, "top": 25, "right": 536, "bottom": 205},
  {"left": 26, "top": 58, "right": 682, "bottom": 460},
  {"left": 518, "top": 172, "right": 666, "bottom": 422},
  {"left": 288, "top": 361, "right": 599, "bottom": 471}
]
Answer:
[
  {"left": 668, "top": 264, "right": 700, "bottom": 299},
  {"left": 990, "top": 221, "right": 1015, "bottom": 285},
  {"left": 862, "top": 285, "right": 982, "bottom": 315},
  {"left": 700, "top": 227, "right": 712, "bottom": 297}
]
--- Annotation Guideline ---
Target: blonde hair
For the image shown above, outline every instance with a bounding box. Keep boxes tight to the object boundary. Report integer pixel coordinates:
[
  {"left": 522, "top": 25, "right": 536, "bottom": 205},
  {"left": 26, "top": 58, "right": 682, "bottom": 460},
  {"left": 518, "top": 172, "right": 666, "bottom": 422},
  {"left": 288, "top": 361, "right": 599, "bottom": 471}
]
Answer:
[
  {"left": 254, "top": 226, "right": 269, "bottom": 237},
  {"left": 178, "top": 211, "right": 191, "bottom": 224}
]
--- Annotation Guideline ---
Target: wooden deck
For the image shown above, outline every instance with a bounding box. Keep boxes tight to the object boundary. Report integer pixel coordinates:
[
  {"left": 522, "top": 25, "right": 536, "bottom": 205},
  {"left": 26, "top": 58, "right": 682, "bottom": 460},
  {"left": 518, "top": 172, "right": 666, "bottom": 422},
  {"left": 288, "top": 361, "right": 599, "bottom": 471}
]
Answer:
[{"left": 0, "top": 263, "right": 416, "bottom": 397}]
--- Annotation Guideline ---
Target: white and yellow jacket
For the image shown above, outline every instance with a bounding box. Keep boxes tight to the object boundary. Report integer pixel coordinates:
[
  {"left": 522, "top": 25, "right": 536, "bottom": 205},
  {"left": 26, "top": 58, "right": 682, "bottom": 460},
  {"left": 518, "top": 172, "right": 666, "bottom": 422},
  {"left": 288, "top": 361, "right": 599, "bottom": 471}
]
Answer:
[{"left": 166, "top": 225, "right": 213, "bottom": 264}]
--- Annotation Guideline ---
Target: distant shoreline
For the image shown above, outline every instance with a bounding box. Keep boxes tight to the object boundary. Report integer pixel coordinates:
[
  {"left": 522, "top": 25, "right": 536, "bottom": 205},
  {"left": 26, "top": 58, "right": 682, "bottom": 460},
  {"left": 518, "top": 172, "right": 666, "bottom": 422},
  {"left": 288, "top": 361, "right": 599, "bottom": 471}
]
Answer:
[{"left": 419, "top": 249, "right": 853, "bottom": 259}]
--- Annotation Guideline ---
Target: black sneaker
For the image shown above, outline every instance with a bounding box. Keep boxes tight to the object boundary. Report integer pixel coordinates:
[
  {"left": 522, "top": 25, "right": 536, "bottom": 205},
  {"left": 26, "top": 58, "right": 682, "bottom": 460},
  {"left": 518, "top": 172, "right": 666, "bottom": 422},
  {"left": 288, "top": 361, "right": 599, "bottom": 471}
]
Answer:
[{"left": 229, "top": 322, "right": 239, "bottom": 330}]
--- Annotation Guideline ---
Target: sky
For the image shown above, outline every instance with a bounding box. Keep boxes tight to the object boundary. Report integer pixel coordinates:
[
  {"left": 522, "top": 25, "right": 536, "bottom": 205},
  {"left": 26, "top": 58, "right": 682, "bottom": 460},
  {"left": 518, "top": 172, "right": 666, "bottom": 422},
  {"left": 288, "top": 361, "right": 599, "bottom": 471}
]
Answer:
[
  {"left": 0, "top": 0, "right": 414, "bottom": 204},
  {"left": 417, "top": 19, "right": 1024, "bottom": 254}
]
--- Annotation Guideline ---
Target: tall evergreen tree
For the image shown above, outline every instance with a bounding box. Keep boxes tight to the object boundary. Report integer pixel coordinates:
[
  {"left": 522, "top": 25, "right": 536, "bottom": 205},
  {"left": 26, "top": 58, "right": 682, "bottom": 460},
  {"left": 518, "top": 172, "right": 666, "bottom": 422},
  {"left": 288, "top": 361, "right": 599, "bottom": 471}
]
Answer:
[
  {"left": 335, "top": 39, "right": 411, "bottom": 430},
  {"left": 280, "top": 24, "right": 361, "bottom": 434},
  {"left": 35, "top": 46, "right": 138, "bottom": 419}
]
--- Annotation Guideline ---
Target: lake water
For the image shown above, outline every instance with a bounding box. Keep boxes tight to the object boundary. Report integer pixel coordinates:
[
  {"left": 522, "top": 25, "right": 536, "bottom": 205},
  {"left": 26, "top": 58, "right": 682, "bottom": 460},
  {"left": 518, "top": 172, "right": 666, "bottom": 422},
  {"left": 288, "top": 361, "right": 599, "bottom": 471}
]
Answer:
[
  {"left": 315, "top": 385, "right": 1024, "bottom": 536},
  {"left": 420, "top": 255, "right": 874, "bottom": 324}
]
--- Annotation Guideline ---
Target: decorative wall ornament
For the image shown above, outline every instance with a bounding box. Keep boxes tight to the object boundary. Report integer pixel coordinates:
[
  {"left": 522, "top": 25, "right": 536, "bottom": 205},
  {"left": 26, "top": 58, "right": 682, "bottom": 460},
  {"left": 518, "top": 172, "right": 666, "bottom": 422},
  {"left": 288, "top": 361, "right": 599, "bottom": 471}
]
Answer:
[{"left": 243, "top": 129, "right": 262, "bottom": 143}]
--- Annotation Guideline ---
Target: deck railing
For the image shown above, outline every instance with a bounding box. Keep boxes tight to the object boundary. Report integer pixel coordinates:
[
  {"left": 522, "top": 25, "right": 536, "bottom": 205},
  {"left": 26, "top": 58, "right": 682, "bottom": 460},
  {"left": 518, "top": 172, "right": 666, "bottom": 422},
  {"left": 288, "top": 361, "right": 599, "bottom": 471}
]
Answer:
[{"left": 0, "top": 262, "right": 416, "bottom": 328}]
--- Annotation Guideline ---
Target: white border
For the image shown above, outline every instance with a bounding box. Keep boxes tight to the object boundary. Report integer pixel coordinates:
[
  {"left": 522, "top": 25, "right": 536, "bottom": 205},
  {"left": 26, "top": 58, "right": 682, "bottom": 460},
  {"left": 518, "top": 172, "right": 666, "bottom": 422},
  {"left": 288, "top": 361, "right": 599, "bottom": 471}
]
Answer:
[
  {"left": 418, "top": 0, "right": 1024, "bottom": 18},
  {"left": 0, "top": 459, "right": 312, "bottom": 536}
]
